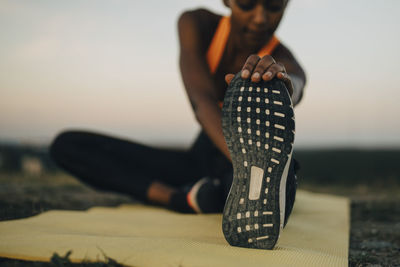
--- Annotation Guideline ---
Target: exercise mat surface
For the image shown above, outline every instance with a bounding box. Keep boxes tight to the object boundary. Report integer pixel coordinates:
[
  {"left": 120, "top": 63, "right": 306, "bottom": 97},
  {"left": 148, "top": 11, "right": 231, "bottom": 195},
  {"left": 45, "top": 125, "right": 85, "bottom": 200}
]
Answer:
[{"left": 0, "top": 190, "right": 349, "bottom": 266}]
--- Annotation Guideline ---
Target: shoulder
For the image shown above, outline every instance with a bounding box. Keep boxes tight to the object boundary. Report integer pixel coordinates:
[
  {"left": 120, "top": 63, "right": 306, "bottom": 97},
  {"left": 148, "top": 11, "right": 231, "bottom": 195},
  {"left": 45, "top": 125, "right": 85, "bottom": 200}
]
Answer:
[
  {"left": 178, "top": 8, "right": 222, "bottom": 53},
  {"left": 178, "top": 8, "right": 220, "bottom": 29}
]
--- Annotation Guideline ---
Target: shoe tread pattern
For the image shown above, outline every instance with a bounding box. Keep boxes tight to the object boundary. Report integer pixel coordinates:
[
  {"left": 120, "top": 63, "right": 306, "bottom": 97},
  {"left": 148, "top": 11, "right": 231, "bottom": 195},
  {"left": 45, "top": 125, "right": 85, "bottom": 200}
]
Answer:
[{"left": 221, "top": 73, "right": 295, "bottom": 249}]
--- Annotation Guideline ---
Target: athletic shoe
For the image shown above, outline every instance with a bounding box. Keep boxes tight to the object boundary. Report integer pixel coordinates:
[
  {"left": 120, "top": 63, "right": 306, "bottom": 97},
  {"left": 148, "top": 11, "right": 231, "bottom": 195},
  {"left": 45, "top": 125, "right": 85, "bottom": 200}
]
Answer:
[
  {"left": 187, "top": 177, "right": 225, "bottom": 213},
  {"left": 221, "top": 73, "right": 295, "bottom": 249}
]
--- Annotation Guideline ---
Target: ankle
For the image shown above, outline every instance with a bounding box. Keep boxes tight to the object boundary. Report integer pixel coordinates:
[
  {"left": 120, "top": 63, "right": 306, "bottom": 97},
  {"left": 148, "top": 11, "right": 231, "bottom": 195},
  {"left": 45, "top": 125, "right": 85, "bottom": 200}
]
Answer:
[
  {"left": 168, "top": 190, "right": 195, "bottom": 213},
  {"left": 146, "top": 181, "right": 177, "bottom": 205}
]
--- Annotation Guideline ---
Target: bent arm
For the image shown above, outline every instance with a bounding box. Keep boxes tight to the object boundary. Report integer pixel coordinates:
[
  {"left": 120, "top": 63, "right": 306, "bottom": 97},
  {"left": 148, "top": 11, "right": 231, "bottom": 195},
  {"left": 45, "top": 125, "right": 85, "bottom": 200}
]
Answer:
[{"left": 178, "top": 12, "right": 231, "bottom": 161}]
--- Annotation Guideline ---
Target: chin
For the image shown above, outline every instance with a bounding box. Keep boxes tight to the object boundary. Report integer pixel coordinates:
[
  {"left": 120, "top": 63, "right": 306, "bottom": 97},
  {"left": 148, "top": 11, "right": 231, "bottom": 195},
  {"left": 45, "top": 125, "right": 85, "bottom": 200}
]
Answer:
[{"left": 245, "top": 35, "right": 269, "bottom": 50}]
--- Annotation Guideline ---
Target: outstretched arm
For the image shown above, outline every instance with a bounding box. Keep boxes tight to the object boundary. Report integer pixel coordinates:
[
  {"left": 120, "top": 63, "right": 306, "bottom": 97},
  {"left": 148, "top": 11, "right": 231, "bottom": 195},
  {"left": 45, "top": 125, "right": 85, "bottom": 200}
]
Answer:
[{"left": 178, "top": 11, "right": 231, "bottom": 161}]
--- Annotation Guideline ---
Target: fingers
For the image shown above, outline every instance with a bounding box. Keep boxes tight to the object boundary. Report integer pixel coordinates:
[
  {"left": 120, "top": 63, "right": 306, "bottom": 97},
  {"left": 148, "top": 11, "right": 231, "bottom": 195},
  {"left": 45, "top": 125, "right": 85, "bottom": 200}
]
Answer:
[
  {"left": 233, "top": 56, "right": 291, "bottom": 97},
  {"left": 225, "top": 73, "right": 235, "bottom": 85},
  {"left": 241, "top": 54, "right": 260, "bottom": 79},
  {"left": 251, "top": 55, "right": 276, "bottom": 82},
  {"left": 277, "top": 71, "right": 294, "bottom": 96},
  {"left": 240, "top": 55, "right": 284, "bottom": 83},
  {"left": 262, "top": 62, "right": 285, "bottom": 81}
]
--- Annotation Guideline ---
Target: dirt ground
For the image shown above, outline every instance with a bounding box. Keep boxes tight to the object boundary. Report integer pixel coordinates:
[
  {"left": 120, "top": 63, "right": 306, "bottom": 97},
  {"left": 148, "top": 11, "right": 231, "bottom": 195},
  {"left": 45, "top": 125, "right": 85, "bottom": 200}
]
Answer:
[{"left": 0, "top": 172, "right": 399, "bottom": 267}]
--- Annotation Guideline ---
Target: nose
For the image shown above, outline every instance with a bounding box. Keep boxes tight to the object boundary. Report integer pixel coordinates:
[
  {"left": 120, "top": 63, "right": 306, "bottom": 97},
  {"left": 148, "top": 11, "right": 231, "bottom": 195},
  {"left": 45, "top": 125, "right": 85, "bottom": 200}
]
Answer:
[{"left": 252, "top": 4, "right": 267, "bottom": 27}]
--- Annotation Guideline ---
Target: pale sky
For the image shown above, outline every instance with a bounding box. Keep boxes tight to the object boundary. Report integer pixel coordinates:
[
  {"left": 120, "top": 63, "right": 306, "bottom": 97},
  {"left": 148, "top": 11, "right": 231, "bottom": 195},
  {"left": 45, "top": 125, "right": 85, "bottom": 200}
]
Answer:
[{"left": 0, "top": 0, "right": 399, "bottom": 148}]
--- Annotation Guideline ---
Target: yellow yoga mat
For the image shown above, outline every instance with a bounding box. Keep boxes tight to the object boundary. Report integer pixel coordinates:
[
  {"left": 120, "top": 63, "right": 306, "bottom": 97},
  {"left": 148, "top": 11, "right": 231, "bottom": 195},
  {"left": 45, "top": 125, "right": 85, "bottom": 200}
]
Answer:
[{"left": 0, "top": 190, "right": 349, "bottom": 267}]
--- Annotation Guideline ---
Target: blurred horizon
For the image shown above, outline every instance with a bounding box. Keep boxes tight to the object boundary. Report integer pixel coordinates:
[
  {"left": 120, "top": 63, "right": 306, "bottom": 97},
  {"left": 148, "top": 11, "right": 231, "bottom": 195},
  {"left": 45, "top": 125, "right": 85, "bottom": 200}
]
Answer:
[{"left": 1, "top": 0, "right": 399, "bottom": 148}]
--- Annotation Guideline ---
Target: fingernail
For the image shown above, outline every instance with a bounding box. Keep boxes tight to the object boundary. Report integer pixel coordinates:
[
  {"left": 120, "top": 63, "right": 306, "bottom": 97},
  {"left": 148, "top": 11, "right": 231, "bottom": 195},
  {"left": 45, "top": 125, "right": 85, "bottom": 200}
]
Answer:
[
  {"left": 242, "top": 69, "right": 250, "bottom": 78},
  {"left": 265, "top": 71, "right": 272, "bottom": 77},
  {"left": 252, "top": 72, "right": 260, "bottom": 79}
]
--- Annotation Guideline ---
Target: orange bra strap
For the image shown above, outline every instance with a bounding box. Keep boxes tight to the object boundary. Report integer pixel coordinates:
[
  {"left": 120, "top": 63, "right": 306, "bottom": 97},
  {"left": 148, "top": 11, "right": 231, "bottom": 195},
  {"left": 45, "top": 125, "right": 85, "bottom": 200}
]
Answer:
[
  {"left": 257, "top": 35, "right": 280, "bottom": 57},
  {"left": 206, "top": 16, "right": 231, "bottom": 75}
]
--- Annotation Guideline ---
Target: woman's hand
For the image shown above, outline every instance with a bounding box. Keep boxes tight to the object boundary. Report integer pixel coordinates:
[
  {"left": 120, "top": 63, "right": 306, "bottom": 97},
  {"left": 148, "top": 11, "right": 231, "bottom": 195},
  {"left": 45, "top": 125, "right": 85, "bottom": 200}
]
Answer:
[{"left": 225, "top": 54, "right": 294, "bottom": 96}]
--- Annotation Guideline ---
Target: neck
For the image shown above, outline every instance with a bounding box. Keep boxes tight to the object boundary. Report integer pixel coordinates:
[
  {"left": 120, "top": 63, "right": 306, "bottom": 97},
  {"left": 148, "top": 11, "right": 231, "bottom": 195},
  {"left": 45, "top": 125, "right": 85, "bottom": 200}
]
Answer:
[{"left": 227, "top": 31, "right": 260, "bottom": 57}]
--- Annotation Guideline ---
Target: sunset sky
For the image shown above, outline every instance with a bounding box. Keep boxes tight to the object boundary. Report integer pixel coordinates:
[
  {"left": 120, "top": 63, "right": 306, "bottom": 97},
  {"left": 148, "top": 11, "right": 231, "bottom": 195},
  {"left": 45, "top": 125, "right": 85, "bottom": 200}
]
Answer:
[{"left": 0, "top": 0, "right": 399, "bottom": 148}]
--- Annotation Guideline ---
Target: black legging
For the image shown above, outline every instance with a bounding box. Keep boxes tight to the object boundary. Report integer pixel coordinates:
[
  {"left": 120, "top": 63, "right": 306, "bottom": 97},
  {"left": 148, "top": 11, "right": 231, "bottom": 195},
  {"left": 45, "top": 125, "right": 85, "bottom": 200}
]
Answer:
[
  {"left": 50, "top": 129, "right": 298, "bottom": 216},
  {"left": 49, "top": 130, "right": 233, "bottom": 201}
]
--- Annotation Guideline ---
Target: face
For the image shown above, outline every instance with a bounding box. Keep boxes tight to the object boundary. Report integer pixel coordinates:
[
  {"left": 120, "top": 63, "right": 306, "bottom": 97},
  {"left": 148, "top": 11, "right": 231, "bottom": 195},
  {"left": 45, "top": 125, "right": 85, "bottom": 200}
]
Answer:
[{"left": 225, "top": 0, "right": 288, "bottom": 49}]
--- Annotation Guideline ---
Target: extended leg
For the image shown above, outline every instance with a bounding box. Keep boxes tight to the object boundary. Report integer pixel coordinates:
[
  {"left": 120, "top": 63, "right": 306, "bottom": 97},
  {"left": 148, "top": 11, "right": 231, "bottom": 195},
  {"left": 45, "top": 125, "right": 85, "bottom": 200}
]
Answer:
[{"left": 49, "top": 130, "right": 201, "bottom": 202}]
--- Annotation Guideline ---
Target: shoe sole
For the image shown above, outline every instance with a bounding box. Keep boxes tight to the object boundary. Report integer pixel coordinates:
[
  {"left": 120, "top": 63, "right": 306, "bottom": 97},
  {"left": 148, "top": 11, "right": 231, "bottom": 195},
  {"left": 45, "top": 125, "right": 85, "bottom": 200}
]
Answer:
[{"left": 221, "top": 74, "right": 295, "bottom": 249}]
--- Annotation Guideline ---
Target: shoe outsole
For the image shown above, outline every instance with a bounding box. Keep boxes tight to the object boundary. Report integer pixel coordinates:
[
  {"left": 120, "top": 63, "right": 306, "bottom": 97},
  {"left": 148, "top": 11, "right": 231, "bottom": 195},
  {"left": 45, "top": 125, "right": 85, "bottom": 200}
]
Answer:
[{"left": 221, "top": 73, "right": 295, "bottom": 249}]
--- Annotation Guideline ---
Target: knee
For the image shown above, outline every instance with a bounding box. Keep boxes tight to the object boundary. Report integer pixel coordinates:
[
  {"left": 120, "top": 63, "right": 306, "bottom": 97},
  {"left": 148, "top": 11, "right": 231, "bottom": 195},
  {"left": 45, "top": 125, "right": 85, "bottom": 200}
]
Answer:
[{"left": 49, "top": 130, "right": 79, "bottom": 162}]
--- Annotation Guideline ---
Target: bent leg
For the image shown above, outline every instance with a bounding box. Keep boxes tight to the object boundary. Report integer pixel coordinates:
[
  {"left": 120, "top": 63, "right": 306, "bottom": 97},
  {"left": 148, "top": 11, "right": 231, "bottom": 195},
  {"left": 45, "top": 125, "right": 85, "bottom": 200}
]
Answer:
[{"left": 49, "top": 130, "right": 201, "bottom": 201}]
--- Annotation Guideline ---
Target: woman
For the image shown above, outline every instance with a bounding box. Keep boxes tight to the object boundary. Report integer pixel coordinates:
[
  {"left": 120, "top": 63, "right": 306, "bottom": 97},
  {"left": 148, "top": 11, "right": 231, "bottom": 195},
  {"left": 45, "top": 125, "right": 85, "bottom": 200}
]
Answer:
[{"left": 50, "top": 0, "right": 306, "bottom": 249}]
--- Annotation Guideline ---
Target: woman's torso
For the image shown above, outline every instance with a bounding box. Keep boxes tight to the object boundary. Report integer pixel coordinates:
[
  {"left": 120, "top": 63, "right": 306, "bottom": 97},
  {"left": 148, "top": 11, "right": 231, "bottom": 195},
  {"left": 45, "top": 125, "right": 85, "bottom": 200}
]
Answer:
[{"left": 193, "top": 9, "right": 279, "bottom": 102}]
